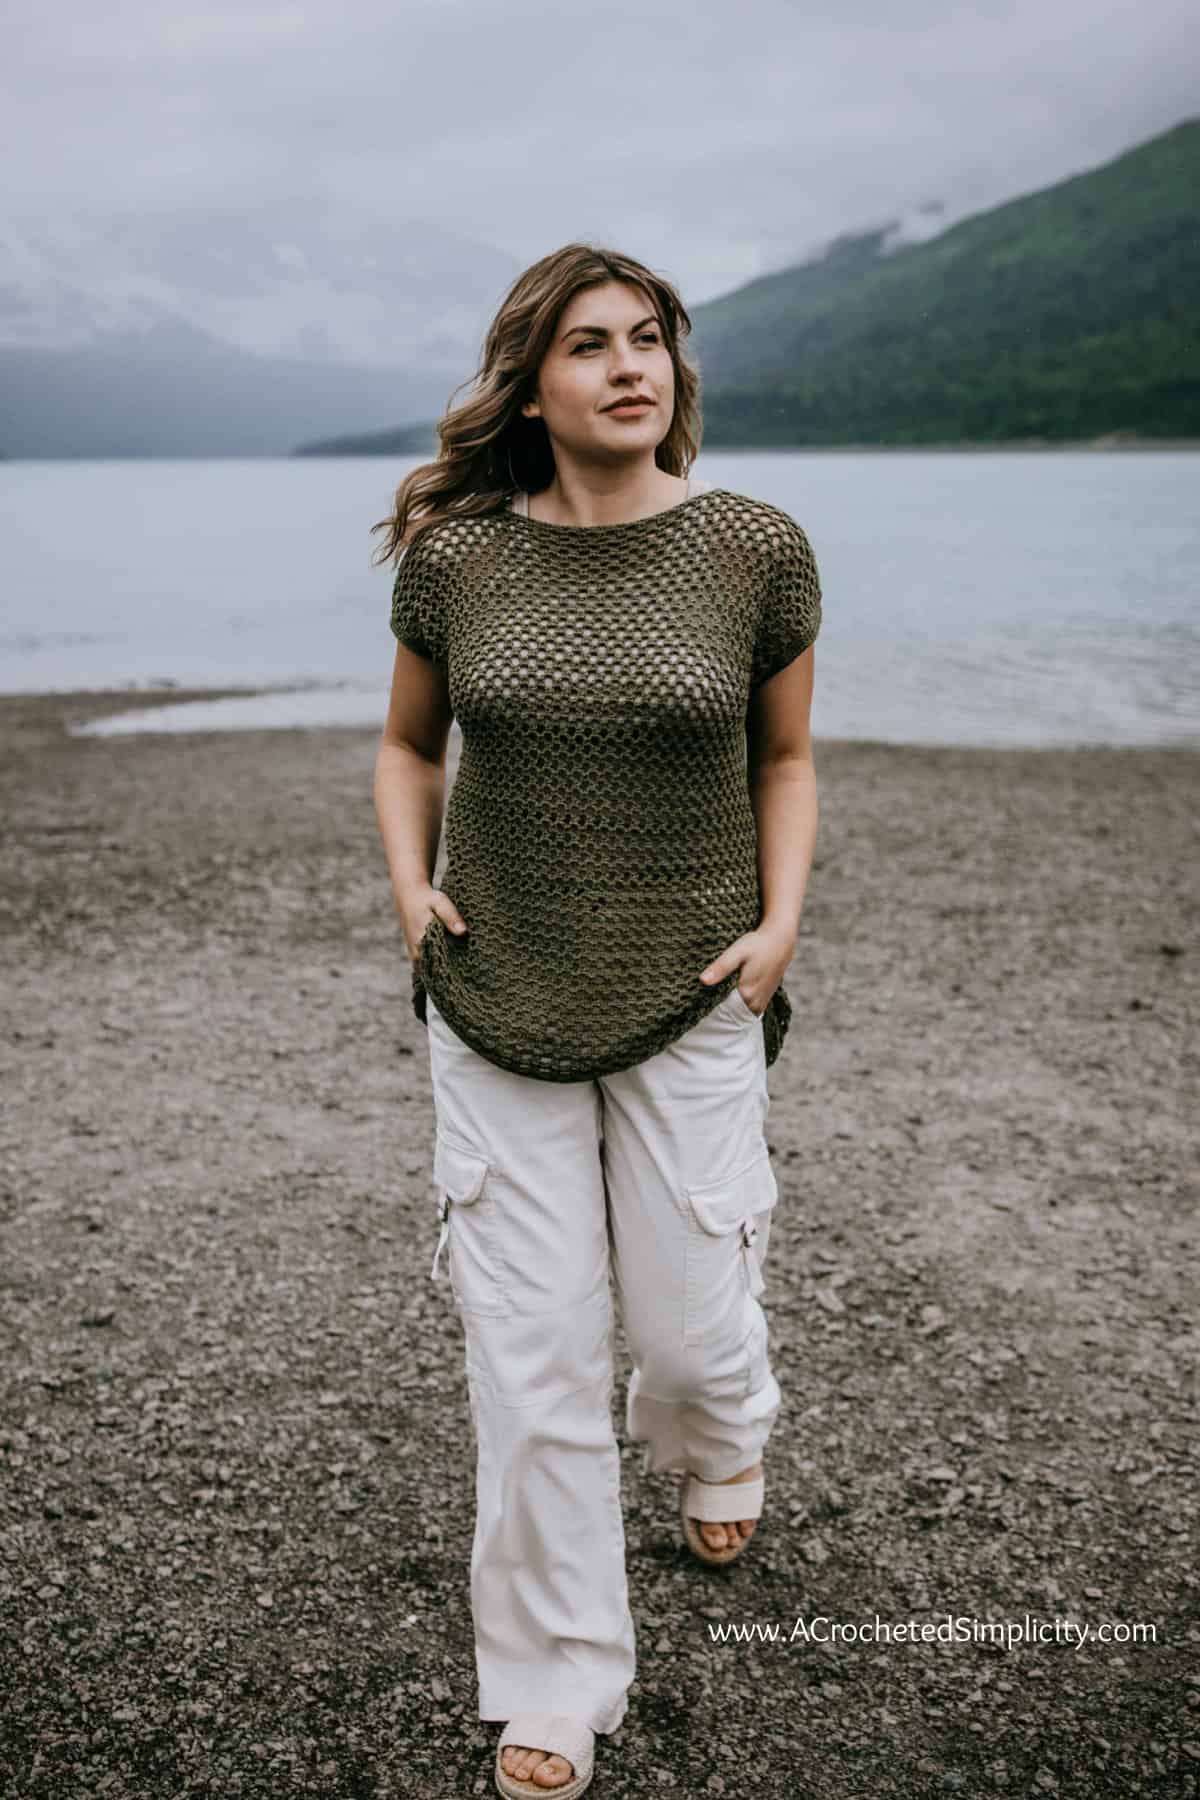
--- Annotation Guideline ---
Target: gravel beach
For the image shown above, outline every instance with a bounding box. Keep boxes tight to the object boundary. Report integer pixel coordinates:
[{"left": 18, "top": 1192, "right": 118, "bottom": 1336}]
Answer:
[{"left": 1, "top": 687, "right": 1196, "bottom": 1799}]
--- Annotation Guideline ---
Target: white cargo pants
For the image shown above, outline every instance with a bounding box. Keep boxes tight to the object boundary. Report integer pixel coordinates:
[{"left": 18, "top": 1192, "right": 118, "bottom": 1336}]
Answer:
[{"left": 424, "top": 983, "right": 783, "bottom": 1738}]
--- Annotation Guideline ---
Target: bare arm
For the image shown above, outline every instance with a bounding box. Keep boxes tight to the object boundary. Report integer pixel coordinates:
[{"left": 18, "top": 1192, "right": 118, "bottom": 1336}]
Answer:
[
  {"left": 746, "top": 643, "right": 818, "bottom": 939},
  {"left": 373, "top": 642, "right": 469, "bottom": 964},
  {"left": 697, "top": 645, "right": 819, "bottom": 1012}
]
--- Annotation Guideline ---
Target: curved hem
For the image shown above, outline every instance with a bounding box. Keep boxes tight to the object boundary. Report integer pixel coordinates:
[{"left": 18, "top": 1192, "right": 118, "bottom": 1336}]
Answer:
[{"left": 419, "top": 975, "right": 776, "bottom": 1083}]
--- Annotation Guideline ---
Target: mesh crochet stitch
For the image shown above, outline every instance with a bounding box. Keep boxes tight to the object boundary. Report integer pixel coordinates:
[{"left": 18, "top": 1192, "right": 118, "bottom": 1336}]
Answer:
[{"left": 390, "top": 485, "right": 821, "bottom": 1082}]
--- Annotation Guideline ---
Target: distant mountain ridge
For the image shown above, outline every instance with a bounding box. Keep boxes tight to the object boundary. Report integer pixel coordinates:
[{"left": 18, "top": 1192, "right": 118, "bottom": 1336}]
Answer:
[
  {"left": 301, "top": 116, "right": 1200, "bottom": 455},
  {"left": 0, "top": 211, "right": 519, "bottom": 458},
  {"left": 1, "top": 118, "right": 1194, "bottom": 457},
  {"left": 0, "top": 317, "right": 461, "bottom": 459}
]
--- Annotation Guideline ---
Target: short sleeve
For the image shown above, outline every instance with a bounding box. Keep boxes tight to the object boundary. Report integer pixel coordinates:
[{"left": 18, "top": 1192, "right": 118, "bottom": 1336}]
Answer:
[
  {"left": 750, "top": 515, "right": 822, "bottom": 690},
  {"left": 389, "top": 526, "right": 450, "bottom": 667}
]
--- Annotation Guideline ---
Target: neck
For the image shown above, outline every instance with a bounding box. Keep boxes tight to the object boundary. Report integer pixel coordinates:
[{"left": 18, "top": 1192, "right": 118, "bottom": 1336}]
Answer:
[{"left": 528, "top": 465, "right": 687, "bottom": 528}]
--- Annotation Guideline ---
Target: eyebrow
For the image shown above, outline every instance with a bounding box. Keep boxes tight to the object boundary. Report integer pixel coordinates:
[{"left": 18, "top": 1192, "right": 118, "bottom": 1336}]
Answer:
[{"left": 561, "top": 314, "right": 660, "bottom": 341}]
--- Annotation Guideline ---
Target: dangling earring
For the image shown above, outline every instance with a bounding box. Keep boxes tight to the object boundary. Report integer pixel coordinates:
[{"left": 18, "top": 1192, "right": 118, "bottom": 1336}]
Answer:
[{"left": 506, "top": 443, "right": 520, "bottom": 491}]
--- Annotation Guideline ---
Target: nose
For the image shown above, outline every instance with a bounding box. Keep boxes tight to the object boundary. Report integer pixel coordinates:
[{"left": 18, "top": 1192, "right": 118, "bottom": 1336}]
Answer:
[{"left": 608, "top": 338, "right": 642, "bottom": 380}]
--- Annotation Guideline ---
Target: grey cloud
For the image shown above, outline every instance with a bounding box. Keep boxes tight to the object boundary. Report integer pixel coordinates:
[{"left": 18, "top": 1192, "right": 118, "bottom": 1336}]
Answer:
[{"left": 3, "top": 0, "right": 1197, "bottom": 304}]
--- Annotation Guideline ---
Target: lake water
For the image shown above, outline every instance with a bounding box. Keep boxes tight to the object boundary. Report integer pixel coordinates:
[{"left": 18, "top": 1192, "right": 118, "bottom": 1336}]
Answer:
[{"left": 1, "top": 450, "right": 1196, "bottom": 747}]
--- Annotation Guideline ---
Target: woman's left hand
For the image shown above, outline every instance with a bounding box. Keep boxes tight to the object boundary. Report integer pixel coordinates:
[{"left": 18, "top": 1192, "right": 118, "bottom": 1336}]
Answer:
[{"left": 698, "top": 920, "right": 797, "bottom": 1017}]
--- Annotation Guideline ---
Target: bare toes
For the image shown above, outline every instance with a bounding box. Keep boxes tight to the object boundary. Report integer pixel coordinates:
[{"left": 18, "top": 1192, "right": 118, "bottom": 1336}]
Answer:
[
  {"left": 693, "top": 1516, "right": 760, "bottom": 1549},
  {"left": 501, "top": 1745, "right": 573, "bottom": 1787}
]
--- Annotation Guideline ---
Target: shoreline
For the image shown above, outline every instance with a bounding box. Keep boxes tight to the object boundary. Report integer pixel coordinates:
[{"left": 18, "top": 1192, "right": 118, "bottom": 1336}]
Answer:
[
  {"left": 5, "top": 685, "right": 1199, "bottom": 755},
  {"left": 3, "top": 435, "right": 1200, "bottom": 465},
  {"left": 714, "top": 435, "right": 1200, "bottom": 454}
]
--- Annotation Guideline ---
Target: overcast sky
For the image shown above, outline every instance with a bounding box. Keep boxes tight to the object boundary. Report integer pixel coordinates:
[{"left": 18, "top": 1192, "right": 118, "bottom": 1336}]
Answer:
[{"left": 4, "top": 0, "right": 1197, "bottom": 305}]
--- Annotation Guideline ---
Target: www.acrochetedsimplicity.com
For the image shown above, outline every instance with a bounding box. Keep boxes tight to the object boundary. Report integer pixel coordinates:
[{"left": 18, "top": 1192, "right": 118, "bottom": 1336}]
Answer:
[{"left": 706, "top": 1614, "right": 1159, "bottom": 1650}]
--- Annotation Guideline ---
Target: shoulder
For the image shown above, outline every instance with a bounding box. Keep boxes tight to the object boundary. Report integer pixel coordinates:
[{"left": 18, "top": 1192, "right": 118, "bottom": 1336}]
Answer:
[
  {"left": 397, "top": 507, "right": 506, "bottom": 576},
  {"left": 396, "top": 510, "right": 472, "bottom": 564},
  {"left": 708, "top": 489, "right": 818, "bottom": 578}
]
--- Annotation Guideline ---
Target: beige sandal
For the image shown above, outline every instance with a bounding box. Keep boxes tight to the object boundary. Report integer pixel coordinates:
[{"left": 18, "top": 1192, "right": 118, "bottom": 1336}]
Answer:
[
  {"left": 495, "top": 1713, "right": 595, "bottom": 1799},
  {"left": 679, "top": 1470, "right": 765, "bottom": 1566}
]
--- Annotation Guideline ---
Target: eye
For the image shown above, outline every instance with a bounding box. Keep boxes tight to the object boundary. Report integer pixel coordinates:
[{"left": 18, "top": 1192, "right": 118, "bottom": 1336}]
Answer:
[{"left": 571, "top": 331, "right": 662, "bottom": 354}]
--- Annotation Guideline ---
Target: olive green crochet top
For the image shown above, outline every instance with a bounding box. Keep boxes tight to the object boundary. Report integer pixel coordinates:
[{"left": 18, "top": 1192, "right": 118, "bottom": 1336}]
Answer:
[{"left": 389, "top": 478, "right": 822, "bottom": 1082}]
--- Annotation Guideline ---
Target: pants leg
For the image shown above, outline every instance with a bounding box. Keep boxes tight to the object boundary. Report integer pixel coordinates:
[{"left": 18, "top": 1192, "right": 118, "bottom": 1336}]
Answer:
[
  {"left": 601, "top": 986, "right": 784, "bottom": 1483},
  {"left": 424, "top": 994, "right": 635, "bottom": 1737}
]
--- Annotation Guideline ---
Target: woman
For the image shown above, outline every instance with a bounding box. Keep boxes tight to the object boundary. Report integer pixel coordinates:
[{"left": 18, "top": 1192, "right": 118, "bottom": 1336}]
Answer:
[{"left": 372, "top": 243, "right": 821, "bottom": 1799}]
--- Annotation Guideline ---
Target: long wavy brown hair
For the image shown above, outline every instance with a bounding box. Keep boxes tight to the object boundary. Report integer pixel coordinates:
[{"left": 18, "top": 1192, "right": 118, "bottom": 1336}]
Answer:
[{"left": 369, "top": 242, "right": 702, "bottom": 566}]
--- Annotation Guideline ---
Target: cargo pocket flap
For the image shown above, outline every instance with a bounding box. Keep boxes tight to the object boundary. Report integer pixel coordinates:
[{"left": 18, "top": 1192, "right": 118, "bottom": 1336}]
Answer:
[
  {"left": 686, "top": 1144, "right": 778, "bottom": 1236},
  {"left": 433, "top": 1132, "right": 489, "bottom": 1204}
]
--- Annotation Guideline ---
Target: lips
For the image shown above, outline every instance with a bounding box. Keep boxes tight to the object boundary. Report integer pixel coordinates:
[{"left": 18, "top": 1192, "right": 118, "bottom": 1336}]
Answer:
[{"left": 605, "top": 397, "right": 654, "bottom": 412}]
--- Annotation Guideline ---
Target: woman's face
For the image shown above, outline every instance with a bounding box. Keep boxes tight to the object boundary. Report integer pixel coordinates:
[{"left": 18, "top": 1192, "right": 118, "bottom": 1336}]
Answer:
[{"left": 521, "top": 280, "right": 675, "bottom": 466}]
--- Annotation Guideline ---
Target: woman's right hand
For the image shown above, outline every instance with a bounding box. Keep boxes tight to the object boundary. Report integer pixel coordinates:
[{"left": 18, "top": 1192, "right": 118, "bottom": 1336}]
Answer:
[{"left": 398, "top": 883, "right": 469, "bottom": 966}]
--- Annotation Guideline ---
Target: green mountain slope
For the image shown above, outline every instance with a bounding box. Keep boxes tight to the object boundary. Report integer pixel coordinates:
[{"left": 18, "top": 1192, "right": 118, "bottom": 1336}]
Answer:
[
  {"left": 293, "top": 116, "right": 1199, "bottom": 454},
  {"left": 694, "top": 115, "right": 1199, "bottom": 444}
]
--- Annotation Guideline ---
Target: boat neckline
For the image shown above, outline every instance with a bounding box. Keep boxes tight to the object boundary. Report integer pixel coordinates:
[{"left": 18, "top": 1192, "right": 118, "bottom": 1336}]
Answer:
[{"left": 504, "top": 485, "right": 725, "bottom": 537}]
